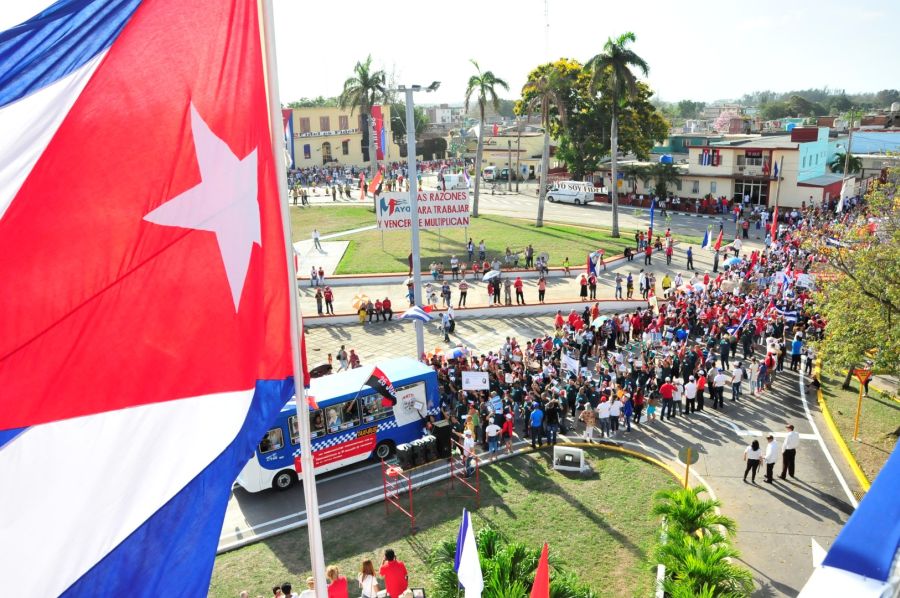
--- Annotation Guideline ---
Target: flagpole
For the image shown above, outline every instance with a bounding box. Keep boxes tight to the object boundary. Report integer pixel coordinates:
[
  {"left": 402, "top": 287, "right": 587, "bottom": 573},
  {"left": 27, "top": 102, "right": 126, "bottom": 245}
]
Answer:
[
  {"left": 261, "top": 2, "right": 328, "bottom": 596},
  {"left": 771, "top": 156, "right": 784, "bottom": 242}
]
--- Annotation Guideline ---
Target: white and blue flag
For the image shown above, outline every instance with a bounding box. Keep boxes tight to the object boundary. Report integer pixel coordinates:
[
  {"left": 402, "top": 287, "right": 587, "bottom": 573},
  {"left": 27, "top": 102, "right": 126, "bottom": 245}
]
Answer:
[{"left": 454, "top": 508, "right": 484, "bottom": 598}]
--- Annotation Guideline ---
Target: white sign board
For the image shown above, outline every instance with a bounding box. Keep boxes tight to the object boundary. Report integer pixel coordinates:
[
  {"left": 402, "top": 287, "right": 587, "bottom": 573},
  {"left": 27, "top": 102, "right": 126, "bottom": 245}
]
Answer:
[
  {"left": 377, "top": 191, "right": 470, "bottom": 230},
  {"left": 462, "top": 371, "right": 489, "bottom": 390}
]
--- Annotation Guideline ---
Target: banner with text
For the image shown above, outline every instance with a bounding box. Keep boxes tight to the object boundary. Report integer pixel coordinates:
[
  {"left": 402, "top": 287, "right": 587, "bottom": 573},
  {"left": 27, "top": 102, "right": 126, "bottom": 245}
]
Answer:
[{"left": 377, "top": 191, "right": 470, "bottom": 230}]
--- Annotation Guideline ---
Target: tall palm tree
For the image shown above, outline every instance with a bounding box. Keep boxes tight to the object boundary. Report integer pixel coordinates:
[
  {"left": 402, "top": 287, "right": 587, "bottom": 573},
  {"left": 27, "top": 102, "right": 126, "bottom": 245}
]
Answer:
[
  {"left": 586, "top": 32, "right": 649, "bottom": 237},
  {"left": 338, "top": 55, "right": 386, "bottom": 177},
  {"left": 655, "top": 532, "right": 754, "bottom": 597},
  {"left": 465, "top": 60, "right": 508, "bottom": 218},
  {"left": 652, "top": 486, "right": 737, "bottom": 538},
  {"left": 522, "top": 69, "right": 568, "bottom": 227},
  {"left": 620, "top": 163, "right": 648, "bottom": 194},
  {"left": 829, "top": 152, "right": 862, "bottom": 174}
]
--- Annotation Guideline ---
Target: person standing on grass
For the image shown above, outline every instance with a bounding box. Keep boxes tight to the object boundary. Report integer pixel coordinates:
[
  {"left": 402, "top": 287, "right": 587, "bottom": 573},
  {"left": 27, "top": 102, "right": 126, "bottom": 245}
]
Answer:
[
  {"left": 743, "top": 439, "right": 761, "bottom": 483},
  {"left": 379, "top": 549, "right": 409, "bottom": 598},
  {"left": 764, "top": 434, "right": 779, "bottom": 483}
]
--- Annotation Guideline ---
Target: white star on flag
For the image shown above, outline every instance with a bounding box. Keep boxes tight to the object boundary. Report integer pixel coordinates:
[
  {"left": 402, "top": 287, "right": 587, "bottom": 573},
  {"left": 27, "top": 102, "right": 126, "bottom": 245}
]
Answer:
[{"left": 144, "top": 103, "right": 261, "bottom": 310}]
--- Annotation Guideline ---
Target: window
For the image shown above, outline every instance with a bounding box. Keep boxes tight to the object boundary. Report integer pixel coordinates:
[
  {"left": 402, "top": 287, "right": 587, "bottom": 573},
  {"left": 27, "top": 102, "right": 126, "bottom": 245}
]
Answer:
[
  {"left": 339, "top": 115, "right": 349, "bottom": 130},
  {"left": 362, "top": 395, "right": 393, "bottom": 423},
  {"left": 319, "top": 116, "right": 330, "bottom": 131},
  {"left": 737, "top": 153, "right": 762, "bottom": 167},
  {"left": 802, "top": 156, "right": 807, "bottom": 168},
  {"left": 303, "top": 144, "right": 311, "bottom": 160},
  {"left": 674, "top": 179, "right": 682, "bottom": 191},
  {"left": 288, "top": 416, "right": 301, "bottom": 445},
  {"left": 299, "top": 118, "right": 310, "bottom": 134},
  {"left": 710, "top": 181, "right": 717, "bottom": 194},
  {"left": 259, "top": 427, "right": 284, "bottom": 453},
  {"left": 342, "top": 140, "right": 349, "bottom": 155},
  {"left": 309, "top": 400, "right": 362, "bottom": 437}
]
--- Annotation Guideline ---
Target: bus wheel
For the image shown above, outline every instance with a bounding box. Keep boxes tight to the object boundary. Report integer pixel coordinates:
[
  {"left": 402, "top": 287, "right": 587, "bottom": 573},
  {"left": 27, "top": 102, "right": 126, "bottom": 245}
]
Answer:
[
  {"left": 374, "top": 441, "right": 395, "bottom": 460},
  {"left": 273, "top": 470, "right": 295, "bottom": 491}
]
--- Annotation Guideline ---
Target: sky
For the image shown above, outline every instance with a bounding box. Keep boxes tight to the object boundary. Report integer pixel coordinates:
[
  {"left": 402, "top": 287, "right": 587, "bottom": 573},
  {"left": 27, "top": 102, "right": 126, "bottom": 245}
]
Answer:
[{"left": 272, "top": 0, "right": 899, "bottom": 107}]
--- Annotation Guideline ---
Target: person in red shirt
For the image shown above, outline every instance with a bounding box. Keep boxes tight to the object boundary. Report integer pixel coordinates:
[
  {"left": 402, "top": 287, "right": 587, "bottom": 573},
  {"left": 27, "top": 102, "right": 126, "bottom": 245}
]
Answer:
[
  {"left": 382, "top": 297, "right": 393, "bottom": 320},
  {"left": 379, "top": 549, "right": 408, "bottom": 598},
  {"left": 696, "top": 371, "right": 707, "bottom": 411},
  {"left": 326, "top": 565, "right": 349, "bottom": 598},
  {"left": 514, "top": 276, "right": 525, "bottom": 305},
  {"left": 644, "top": 243, "right": 653, "bottom": 265},
  {"left": 554, "top": 310, "right": 564, "bottom": 329},
  {"left": 501, "top": 412, "right": 515, "bottom": 453}
]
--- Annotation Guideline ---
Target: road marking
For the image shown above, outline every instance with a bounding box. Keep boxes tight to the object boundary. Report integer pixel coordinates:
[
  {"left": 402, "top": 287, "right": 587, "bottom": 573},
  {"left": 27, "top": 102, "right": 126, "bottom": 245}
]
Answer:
[{"left": 798, "top": 372, "right": 858, "bottom": 508}]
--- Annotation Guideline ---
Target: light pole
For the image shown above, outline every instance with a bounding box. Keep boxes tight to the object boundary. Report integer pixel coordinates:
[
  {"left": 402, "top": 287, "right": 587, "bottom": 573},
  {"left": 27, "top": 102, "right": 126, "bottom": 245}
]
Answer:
[{"left": 396, "top": 81, "right": 440, "bottom": 360}]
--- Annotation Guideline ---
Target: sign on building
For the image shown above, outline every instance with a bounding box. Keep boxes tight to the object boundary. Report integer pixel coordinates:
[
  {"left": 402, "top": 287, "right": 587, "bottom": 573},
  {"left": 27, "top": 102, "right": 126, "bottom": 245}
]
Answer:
[{"left": 376, "top": 191, "right": 470, "bottom": 230}]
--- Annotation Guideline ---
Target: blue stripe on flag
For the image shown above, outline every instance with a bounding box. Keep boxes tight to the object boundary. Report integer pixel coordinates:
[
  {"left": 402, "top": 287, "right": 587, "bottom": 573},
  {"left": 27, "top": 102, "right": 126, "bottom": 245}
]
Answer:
[
  {"left": 454, "top": 508, "right": 468, "bottom": 572},
  {"left": 0, "top": 426, "right": 27, "bottom": 450},
  {"left": 60, "top": 377, "right": 293, "bottom": 595},
  {"left": 0, "top": 0, "right": 143, "bottom": 108}
]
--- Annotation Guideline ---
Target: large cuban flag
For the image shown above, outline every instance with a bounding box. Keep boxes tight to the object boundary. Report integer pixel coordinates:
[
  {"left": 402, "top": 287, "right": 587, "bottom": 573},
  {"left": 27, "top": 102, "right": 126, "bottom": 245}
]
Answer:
[{"left": 0, "top": 0, "right": 299, "bottom": 595}]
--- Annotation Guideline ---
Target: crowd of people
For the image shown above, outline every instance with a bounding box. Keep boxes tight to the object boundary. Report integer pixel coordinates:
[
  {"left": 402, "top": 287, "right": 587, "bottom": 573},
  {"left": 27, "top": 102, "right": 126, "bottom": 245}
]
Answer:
[
  {"left": 418, "top": 196, "right": 863, "bottom": 486},
  {"left": 244, "top": 549, "right": 411, "bottom": 598}
]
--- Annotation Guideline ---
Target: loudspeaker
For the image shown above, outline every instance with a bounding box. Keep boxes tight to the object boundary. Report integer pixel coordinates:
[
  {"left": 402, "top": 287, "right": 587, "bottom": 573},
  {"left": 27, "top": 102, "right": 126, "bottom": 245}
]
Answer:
[{"left": 432, "top": 419, "right": 452, "bottom": 458}]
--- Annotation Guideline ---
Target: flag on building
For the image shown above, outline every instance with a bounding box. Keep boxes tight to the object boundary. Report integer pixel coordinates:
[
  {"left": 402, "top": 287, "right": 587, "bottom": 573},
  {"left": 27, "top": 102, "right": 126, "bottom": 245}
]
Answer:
[
  {"left": 454, "top": 509, "right": 484, "bottom": 598},
  {"left": 530, "top": 543, "right": 551, "bottom": 598},
  {"left": 713, "top": 229, "right": 724, "bottom": 251},
  {"left": 700, "top": 226, "right": 710, "bottom": 250},
  {"left": 773, "top": 161, "right": 780, "bottom": 179},
  {"left": 0, "top": 1, "right": 300, "bottom": 595},
  {"left": 400, "top": 305, "right": 433, "bottom": 323},
  {"left": 366, "top": 366, "right": 399, "bottom": 407}
]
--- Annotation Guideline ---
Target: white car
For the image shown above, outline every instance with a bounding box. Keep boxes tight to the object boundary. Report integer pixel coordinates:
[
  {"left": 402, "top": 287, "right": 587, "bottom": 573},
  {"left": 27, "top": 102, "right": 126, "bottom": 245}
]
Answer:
[{"left": 546, "top": 181, "right": 597, "bottom": 205}]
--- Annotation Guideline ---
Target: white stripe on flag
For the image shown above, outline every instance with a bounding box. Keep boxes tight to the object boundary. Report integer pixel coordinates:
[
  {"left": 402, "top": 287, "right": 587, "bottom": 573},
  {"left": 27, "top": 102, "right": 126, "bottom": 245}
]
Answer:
[
  {"left": 401, "top": 306, "right": 432, "bottom": 322},
  {"left": 455, "top": 509, "right": 483, "bottom": 598}
]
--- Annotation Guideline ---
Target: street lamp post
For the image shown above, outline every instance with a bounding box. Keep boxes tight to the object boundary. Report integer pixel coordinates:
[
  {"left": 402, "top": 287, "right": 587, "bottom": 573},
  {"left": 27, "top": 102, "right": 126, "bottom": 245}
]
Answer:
[{"left": 396, "top": 82, "right": 440, "bottom": 360}]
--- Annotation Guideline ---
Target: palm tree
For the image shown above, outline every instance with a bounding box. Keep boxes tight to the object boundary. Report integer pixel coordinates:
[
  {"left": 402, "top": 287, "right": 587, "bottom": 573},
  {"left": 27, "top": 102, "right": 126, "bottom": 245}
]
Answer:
[
  {"left": 586, "top": 32, "right": 650, "bottom": 238},
  {"left": 652, "top": 486, "right": 737, "bottom": 538},
  {"left": 648, "top": 163, "right": 681, "bottom": 201},
  {"left": 655, "top": 532, "right": 754, "bottom": 597},
  {"left": 465, "top": 60, "right": 509, "bottom": 218},
  {"left": 829, "top": 152, "right": 863, "bottom": 174},
  {"left": 619, "top": 163, "right": 648, "bottom": 194},
  {"left": 521, "top": 68, "right": 568, "bottom": 227},
  {"left": 338, "top": 55, "right": 386, "bottom": 177}
]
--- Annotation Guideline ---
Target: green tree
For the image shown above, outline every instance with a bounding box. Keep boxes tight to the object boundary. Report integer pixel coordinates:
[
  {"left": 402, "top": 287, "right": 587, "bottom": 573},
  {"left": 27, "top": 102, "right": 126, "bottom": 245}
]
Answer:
[
  {"left": 875, "top": 89, "right": 900, "bottom": 107},
  {"left": 519, "top": 60, "right": 579, "bottom": 227},
  {"left": 586, "top": 32, "right": 650, "bottom": 237},
  {"left": 286, "top": 96, "right": 339, "bottom": 108},
  {"left": 759, "top": 101, "right": 791, "bottom": 120},
  {"left": 828, "top": 152, "right": 863, "bottom": 174},
  {"left": 465, "top": 60, "right": 509, "bottom": 218},
  {"left": 802, "top": 168, "right": 900, "bottom": 378},
  {"left": 429, "top": 528, "right": 595, "bottom": 598},
  {"left": 646, "top": 162, "right": 682, "bottom": 200},
  {"left": 338, "top": 55, "right": 386, "bottom": 176},
  {"left": 676, "top": 99, "right": 706, "bottom": 119},
  {"left": 655, "top": 532, "right": 754, "bottom": 597},
  {"left": 651, "top": 486, "right": 737, "bottom": 538},
  {"left": 389, "top": 103, "right": 429, "bottom": 145},
  {"left": 620, "top": 163, "right": 649, "bottom": 193}
]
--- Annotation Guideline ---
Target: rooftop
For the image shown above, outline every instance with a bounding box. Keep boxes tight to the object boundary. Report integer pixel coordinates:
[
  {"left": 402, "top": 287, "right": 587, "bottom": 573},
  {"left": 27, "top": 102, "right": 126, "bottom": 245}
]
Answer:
[{"left": 710, "top": 135, "right": 798, "bottom": 150}]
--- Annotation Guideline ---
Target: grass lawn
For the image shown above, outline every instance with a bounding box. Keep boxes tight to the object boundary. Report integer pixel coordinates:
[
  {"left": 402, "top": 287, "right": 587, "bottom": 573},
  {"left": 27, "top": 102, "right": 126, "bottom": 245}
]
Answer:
[
  {"left": 210, "top": 450, "right": 677, "bottom": 598},
  {"left": 290, "top": 205, "right": 376, "bottom": 239},
  {"left": 820, "top": 373, "right": 900, "bottom": 482},
  {"left": 291, "top": 206, "right": 700, "bottom": 275}
]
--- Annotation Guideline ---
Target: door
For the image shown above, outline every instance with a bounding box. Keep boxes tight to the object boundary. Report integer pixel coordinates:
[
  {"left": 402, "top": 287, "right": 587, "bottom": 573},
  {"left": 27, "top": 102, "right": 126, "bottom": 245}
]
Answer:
[{"left": 321, "top": 141, "right": 332, "bottom": 165}]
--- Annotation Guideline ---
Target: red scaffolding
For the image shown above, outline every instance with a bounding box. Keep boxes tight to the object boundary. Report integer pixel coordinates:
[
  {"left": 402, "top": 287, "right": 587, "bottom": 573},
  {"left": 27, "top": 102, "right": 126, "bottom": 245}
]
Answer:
[
  {"left": 448, "top": 439, "right": 480, "bottom": 505},
  {"left": 381, "top": 460, "right": 415, "bottom": 532}
]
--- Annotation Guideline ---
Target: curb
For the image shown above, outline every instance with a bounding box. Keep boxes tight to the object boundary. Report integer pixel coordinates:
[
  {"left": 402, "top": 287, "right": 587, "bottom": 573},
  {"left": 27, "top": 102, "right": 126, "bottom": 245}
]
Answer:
[{"left": 816, "top": 386, "right": 871, "bottom": 492}]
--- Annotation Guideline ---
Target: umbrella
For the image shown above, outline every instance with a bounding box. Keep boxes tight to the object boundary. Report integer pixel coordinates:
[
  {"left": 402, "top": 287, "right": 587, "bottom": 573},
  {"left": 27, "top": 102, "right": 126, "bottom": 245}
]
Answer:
[
  {"left": 724, "top": 256, "right": 743, "bottom": 267},
  {"left": 351, "top": 292, "right": 369, "bottom": 311},
  {"left": 482, "top": 269, "right": 501, "bottom": 282},
  {"left": 590, "top": 316, "right": 610, "bottom": 328}
]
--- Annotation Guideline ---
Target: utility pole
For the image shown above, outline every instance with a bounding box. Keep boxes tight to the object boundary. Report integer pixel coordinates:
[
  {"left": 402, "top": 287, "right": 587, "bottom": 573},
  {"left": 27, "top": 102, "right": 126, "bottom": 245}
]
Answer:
[{"left": 508, "top": 139, "right": 513, "bottom": 192}]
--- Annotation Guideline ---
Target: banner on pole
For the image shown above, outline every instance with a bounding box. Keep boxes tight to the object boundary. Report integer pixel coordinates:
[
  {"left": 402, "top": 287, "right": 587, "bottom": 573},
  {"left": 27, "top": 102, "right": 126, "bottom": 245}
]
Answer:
[{"left": 377, "top": 191, "right": 470, "bottom": 230}]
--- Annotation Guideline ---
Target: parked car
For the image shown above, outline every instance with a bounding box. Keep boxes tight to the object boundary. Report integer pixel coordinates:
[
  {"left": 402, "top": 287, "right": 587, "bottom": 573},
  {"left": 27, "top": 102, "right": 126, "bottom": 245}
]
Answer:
[
  {"left": 482, "top": 166, "right": 497, "bottom": 181},
  {"left": 497, "top": 167, "right": 523, "bottom": 181}
]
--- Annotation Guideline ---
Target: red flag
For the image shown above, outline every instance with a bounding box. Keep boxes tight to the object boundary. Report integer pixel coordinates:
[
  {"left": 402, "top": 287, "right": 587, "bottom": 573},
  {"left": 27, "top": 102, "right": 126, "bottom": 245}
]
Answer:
[
  {"left": 367, "top": 170, "right": 383, "bottom": 194},
  {"left": 366, "top": 366, "right": 399, "bottom": 407},
  {"left": 770, "top": 206, "right": 779, "bottom": 240},
  {"left": 530, "top": 543, "right": 550, "bottom": 598},
  {"left": 713, "top": 229, "right": 724, "bottom": 251}
]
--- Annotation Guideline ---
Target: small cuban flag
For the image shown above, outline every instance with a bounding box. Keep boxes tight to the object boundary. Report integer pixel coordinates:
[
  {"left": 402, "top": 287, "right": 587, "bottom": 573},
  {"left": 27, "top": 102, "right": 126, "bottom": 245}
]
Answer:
[
  {"left": 700, "top": 226, "right": 711, "bottom": 250},
  {"left": 400, "top": 305, "right": 433, "bottom": 323}
]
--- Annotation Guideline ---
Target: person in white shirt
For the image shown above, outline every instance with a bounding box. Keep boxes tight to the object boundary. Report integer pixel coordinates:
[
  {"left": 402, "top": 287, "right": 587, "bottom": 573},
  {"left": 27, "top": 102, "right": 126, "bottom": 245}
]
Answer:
[
  {"left": 764, "top": 435, "right": 779, "bottom": 483},
  {"left": 673, "top": 378, "right": 685, "bottom": 416},
  {"left": 485, "top": 420, "right": 502, "bottom": 462},
  {"left": 684, "top": 376, "right": 698, "bottom": 414},
  {"left": 609, "top": 397, "right": 623, "bottom": 435},
  {"left": 780, "top": 424, "right": 800, "bottom": 479},
  {"left": 596, "top": 400, "right": 612, "bottom": 438},
  {"left": 712, "top": 369, "right": 728, "bottom": 409},
  {"left": 743, "top": 439, "right": 762, "bottom": 483},
  {"left": 731, "top": 363, "right": 744, "bottom": 402}
]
